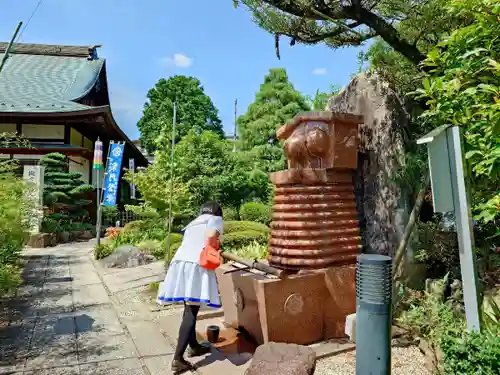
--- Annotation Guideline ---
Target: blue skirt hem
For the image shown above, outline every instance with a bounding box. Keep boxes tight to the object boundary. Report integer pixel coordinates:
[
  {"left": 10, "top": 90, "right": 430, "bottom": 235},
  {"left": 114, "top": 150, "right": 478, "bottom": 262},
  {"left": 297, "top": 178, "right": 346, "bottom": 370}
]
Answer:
[{"left": 157, "top": 295, "right": 221, "bottom": 308}]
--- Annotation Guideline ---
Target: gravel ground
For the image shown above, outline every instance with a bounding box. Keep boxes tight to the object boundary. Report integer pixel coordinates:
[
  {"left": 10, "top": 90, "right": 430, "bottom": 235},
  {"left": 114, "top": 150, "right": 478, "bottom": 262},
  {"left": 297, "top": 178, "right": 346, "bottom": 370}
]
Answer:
[{"left": 315, "top": 346, "right": 430, "bottom": 375}]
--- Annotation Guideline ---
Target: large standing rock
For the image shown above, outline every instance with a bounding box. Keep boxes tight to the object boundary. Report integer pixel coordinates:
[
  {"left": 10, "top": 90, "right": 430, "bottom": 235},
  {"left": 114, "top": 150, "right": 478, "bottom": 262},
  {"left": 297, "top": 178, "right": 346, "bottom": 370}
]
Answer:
[
  {"left": 245, "top": 342, "right": 316, "bottom": 375},
  {"left": 327, "top": 73, "right": 411, "bottom": 256}
]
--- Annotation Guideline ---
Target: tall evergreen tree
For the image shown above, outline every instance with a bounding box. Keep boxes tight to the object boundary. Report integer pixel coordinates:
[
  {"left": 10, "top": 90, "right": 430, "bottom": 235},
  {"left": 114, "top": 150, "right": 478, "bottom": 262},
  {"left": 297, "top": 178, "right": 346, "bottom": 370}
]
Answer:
[
  {"left": 237, "top": 68, "right": 310, "bottom": 172},
  {"left": 138, "top": 75, "right": 223, "bottom": 154},
  {"left": 41, "top": 153, "right": 93, "bottom": 227}
]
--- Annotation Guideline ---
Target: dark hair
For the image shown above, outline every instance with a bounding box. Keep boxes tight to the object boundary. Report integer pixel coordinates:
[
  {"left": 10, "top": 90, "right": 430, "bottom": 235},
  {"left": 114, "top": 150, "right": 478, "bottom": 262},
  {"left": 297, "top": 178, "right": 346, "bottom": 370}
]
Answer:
[{"left": 200, "top": 201, "right": 222, "bottom": 217}]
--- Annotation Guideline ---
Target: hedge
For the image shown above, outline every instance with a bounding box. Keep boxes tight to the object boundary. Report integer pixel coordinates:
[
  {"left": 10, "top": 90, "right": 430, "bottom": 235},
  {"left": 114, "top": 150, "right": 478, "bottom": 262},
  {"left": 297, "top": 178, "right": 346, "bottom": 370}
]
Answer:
[
  {"left": 224, "top": 220, "right": 270, "bottom": 234},
  {"left": 164, "top": 241, "right": 182, "bottom": 263},
  {"left": 223, "top": 230, "right": 269, "bottom": 250},
  {"left": 122, "top": 219, "right": 149, "bottom": 232},
  {"left": 222, "top": 206, "right": 240, "bottom": 221},
  {"left": 239, "top": 202, "right": 271, "bottom": 225},
  {"left": 161, "top": 234, "right": 183, "bottom": 261}
]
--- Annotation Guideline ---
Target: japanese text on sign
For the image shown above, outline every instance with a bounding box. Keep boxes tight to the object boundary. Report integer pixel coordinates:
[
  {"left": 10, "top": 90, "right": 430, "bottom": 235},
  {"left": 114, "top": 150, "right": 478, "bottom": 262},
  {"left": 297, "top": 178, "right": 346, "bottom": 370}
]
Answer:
[{"left": 102, "top": 142, "right": 125, "bottom": 207}]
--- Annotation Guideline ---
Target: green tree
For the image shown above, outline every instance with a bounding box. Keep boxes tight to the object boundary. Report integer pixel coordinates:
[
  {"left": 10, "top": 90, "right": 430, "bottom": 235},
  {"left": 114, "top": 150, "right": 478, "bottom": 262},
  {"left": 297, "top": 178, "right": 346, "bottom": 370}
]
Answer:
[
  {"left": 237, "top": 68, "right": 310, "bottom": 172},
  {"left": 40, "top": 153, "right": 93, "bottom": 230},
  {"left": 413, "top": 0, "right": 500, "bottom": 223},
  {"left": 305, "top": 85, "right": 341, "bottom": 111},
  {"left": 131, "top": 130, "right": 272, "bottom": 218},
  {"left": 137, "top": 75, "right": 223, "bottom": 153}
]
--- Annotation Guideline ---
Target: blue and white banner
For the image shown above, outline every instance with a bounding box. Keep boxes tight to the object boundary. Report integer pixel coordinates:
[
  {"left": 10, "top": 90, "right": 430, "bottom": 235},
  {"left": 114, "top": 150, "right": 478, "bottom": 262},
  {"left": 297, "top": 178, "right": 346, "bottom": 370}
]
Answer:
[{"left": 103, "top": 142, "right": 125, "bottom": 207}]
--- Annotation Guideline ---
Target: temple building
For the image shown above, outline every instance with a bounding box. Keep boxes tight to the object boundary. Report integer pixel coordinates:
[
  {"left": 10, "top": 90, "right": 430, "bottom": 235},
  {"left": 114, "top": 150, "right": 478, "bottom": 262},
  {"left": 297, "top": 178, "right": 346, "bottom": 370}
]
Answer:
[{"left": 0, "top": 42, "right": 148, "bottom": 207}]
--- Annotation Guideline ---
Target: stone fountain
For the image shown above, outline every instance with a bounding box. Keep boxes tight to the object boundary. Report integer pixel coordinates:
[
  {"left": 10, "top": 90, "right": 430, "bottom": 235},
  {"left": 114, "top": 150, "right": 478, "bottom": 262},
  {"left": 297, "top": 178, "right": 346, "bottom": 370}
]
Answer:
[{"left": 216, "top": 111, "right": 364, "bottom": 346}]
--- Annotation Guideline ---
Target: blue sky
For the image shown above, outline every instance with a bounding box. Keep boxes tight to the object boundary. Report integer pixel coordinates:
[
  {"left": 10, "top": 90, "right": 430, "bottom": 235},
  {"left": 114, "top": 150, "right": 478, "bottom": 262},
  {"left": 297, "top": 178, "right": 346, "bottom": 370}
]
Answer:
[{"left": 1, "top": 0, "right": 366, "bottom": 140}]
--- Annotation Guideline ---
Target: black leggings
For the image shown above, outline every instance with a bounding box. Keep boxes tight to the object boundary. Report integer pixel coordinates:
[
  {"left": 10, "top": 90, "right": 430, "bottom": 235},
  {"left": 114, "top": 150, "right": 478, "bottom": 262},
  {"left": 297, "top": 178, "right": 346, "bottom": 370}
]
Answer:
[{"left": 174, "top": 303, "right": 201, "bottom": 360}]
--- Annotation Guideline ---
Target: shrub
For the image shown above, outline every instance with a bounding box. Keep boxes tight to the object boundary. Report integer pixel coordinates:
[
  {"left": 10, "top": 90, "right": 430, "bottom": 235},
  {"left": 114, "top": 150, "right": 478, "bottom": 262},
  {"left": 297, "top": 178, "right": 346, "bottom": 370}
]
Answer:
[
  {"left": 168, "top": 232, "right": 183, "bottom": 245},
  {"left": 109, "top": 219, "right": 170, "bottom": 250},
  {"left": 163, "top": 241, "right": 182, "bottom": 263},
  {"left": 397, "top": 277, "right": 464, "bottom": 347},
  {"left": 40, "top": 153, "right": 93, "bottom": 226},
  {"left": 161, "top": 233, "right": 183, "bottom": 256},
  {"left": 224, "top": 220, "right": 270, "bottom": 234},
  {"left": 0, "top": 155, "right": 32, "bottom": 295},
  {"left": 137, "top": 240, "right": 163, "bottom": 257},
  {"left": 41, "top": 217, "right": 63, "bottom": 234},
  {"left": 232, "top": 241, "right": 268, "bottom": 260},
  {"left": 222, "top": 206, "right": 240, "bottom": 221},
  {"left": 414, "top": 222, "right": 461, "bottom": 279},
  {"left": 0, "top": 264, "right": 22, "bottom": 296},
  {"left": 123, "top": 220, "right": 149, "bottom": 233},
  {"left": 223, "top": 230, "right": 268, "bottom": 250},
  {"left": 441, "top": 331, "right": 500, "bottom": 375},
  {"left": 239, "top": 202, "right": 271, "bottom": 225},
  {"left": 102, "top": 206, "right": 119, "bottom": 225},
  {"left": 94, "top": 244, "right": 114, "bottom": 260}
]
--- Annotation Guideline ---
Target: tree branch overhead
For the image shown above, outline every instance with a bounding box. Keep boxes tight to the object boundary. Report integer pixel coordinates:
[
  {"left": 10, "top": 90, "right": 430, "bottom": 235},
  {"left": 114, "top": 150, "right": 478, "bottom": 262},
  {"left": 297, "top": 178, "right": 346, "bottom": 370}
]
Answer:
[{"left": 238, "top": 0, "right": 426, "bottom": 64}]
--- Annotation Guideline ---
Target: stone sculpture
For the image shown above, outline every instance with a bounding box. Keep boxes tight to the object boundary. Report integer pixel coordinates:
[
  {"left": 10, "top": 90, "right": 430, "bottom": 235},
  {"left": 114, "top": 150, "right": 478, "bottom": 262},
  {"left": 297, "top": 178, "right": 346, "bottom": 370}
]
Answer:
[
  {"left": 215, "top": 111, "right": 364, "bottom": 346},
  {"left": 268, "top": 111, "right": 364, "bottom": 270}
]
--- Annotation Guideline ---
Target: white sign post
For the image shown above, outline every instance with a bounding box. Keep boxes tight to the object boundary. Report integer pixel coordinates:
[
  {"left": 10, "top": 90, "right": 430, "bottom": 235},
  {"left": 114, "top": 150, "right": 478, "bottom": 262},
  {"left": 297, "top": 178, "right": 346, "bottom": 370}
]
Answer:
[
  {"left": 23, "top": 165, "right": 45, "bottom": 234},
  {"left": 417, "top": 124, "right": 481, "bottom": 332}
]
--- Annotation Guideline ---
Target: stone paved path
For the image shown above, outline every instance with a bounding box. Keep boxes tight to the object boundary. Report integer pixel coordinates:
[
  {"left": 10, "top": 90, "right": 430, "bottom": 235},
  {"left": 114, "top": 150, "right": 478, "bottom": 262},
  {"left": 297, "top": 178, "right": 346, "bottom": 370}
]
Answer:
[{"left": 0, "top": 242, "right": 252, "bottom": 375}]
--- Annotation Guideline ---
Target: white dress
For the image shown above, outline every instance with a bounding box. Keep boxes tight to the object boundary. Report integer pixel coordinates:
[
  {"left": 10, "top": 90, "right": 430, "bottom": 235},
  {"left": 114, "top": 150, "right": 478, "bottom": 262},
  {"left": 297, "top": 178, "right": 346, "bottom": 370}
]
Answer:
[{"left": 156, "top": 214, "right": 223, "bottom": 308}]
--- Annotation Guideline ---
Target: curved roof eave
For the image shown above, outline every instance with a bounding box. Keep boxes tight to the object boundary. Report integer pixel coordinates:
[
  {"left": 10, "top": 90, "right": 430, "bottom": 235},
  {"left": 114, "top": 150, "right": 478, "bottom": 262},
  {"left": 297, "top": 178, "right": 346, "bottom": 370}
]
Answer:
[{"left": 63, "top": 58, "right": 106, "bottom": 102}]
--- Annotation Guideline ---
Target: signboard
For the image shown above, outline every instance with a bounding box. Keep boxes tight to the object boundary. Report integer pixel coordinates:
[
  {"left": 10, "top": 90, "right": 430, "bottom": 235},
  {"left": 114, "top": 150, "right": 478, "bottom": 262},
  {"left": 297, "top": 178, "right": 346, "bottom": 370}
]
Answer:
[
  {"left": 23, "top": 165, "right": 45, "bottom": 233},
  {"left": 129, "top": 158, "right": 136, "bottom": 199},
  {"left": 102, "top": 142, "right": 125, "bottom": 207},
  {"left": 417, "top": 123, "right": 455, "bottom": 212},
  {"left": 417, "top": 125, "right": 481, "bottom": 331},
  {"left": 427, "top": 130, "right": 455, "bottom": 212}
]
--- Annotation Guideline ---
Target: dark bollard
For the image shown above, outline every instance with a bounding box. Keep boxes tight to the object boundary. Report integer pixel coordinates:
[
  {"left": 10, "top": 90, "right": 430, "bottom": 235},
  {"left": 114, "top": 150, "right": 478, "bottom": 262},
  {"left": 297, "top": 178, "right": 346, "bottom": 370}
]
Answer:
[{"left": 356, "top": 254, "right": 393, "bottom": 375}]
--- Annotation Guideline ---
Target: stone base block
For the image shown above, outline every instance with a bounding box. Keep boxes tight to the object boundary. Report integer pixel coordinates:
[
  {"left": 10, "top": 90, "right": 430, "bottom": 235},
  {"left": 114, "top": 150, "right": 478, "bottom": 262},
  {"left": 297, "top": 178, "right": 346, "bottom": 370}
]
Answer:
[{"left": 216, "top": 263, "right": 356, "bottom": 346}]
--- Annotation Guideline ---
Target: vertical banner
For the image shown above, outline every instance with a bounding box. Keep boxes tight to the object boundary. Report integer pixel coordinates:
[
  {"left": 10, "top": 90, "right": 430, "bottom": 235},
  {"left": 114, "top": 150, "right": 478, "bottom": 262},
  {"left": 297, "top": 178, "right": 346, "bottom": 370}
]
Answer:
[
  {"left": 23, "top": 165, "right": 45, "bottom": 233},
  {"left": 103, "top": 142, "right": 125, "bottom": 207},
  {"left": 93, "top": 138, "right": 104, "bottom": 189},
  {"left": 93, "top": 138, "right": 104, "bottom": 170},
  {"left": 129, "top": 158, "right": 136, "bottom": 199}
]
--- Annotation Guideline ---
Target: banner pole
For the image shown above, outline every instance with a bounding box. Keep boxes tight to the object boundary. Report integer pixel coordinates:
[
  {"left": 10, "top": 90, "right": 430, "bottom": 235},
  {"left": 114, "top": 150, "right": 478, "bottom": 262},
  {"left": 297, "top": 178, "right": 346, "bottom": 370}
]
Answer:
[{"left": 96, "top": 141, "right": 113, "bottom": 246}]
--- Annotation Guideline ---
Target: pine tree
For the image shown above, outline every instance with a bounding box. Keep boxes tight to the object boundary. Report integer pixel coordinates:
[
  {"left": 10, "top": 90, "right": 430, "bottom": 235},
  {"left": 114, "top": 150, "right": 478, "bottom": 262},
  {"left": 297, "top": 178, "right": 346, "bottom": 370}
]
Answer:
[
  {"left": 237, "top": 68, "right": 310, "bottom": 173},
  {"left": 41, "top": 153, "right": 93, "bottom": 228}
]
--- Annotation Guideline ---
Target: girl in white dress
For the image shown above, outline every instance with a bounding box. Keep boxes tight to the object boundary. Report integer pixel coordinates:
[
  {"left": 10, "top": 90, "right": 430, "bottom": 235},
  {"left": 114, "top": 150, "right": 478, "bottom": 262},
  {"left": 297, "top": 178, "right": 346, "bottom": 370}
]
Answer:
[{"left": 157, "top": 201, "right": 223, "bottom": 372}]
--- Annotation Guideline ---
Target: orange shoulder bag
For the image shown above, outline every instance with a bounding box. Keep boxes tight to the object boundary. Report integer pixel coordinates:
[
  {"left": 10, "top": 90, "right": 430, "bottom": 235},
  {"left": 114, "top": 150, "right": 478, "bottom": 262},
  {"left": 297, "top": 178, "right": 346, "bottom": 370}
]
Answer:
[{"left": 199, "top": 234, "right": 221, "bottom": 270}]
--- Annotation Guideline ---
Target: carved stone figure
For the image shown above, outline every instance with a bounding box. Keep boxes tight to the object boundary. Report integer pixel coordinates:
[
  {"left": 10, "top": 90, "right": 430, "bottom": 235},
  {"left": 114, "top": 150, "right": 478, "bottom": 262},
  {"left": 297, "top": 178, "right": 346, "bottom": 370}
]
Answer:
[{"left": 268, "top": 111, "right": 364, "bottom": 270}]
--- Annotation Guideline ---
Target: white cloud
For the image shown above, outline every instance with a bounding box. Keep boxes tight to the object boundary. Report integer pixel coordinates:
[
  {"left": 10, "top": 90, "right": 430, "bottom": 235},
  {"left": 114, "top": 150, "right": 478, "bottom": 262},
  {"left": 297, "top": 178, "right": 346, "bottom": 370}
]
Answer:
[
  {"left": 312, "top": 67, "right": 328, "bottom": 75},
  {"left": 161, "top": 53, "right": 193, "bottom": 68}
]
